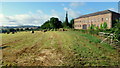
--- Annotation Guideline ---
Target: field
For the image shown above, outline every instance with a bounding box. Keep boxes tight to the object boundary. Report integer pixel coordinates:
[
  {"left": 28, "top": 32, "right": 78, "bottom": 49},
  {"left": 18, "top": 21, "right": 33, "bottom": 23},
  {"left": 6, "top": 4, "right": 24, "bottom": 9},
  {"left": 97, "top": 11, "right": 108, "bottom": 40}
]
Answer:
[{"left": 1, "top": 31, "right": 120, "bottom": 66}]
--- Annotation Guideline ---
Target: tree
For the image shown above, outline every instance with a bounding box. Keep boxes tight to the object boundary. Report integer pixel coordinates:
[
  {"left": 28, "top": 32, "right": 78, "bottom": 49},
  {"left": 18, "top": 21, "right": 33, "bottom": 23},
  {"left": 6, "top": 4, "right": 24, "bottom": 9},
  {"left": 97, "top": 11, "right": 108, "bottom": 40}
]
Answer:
[
  {"left": 6, "top": 29, "right": 10, "bottom": 34},
  {"left": 1, "top": 29, "right": 7, "bottom": 33},
  {"left": 49, "top": 17, "right": 62, "bottom": 28},
  {"left": 41, "top": 20, "right": 50, "bottom": 29},
  {"left": 9, "top": 28, "right": 15, "bottom": 32},
  {"left": 20, "top": 28, "right": 23, "bottom": 31},
  {"left": 16, "top": 28, "right": 20, "bottom": 31},
  {"left": 41, "top": 17, "right": 62, "bottom": 29},
  {"left": 69, "top": 19, "right": 74, "bottom": 28},
  {"left": 25, "top": 28, "right": 29, "bottom": 31},
  {"left": 63, "top": 11, "right": 70, "bottom": 28}
]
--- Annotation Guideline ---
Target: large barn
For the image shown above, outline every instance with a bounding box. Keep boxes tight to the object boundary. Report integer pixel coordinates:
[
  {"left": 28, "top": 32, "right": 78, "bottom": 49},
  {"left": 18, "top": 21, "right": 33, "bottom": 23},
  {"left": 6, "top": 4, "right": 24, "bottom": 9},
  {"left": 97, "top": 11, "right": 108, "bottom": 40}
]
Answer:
[{"left": 74, "top": 10, "right": 120, "bottom": 29}]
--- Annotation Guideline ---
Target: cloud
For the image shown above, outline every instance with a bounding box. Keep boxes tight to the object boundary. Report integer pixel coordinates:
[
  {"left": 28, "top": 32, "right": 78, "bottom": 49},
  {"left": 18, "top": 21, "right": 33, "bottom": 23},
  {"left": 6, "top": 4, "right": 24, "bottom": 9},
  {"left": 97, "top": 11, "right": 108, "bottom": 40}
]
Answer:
[
  {"left": 1, "top": 7, "right": 81, "bottom": 26},
  {"left": 109, "top": 8, "right": 118, "bottom": 12},
  {"left": 69, "top": 2, "right": 85, "bottom": 8},
  {"left": 64, "top": 7, "right": 81, "bottom": 18},
  {"left": 1, "top": 10, "right": 63, "bottom": 26}
]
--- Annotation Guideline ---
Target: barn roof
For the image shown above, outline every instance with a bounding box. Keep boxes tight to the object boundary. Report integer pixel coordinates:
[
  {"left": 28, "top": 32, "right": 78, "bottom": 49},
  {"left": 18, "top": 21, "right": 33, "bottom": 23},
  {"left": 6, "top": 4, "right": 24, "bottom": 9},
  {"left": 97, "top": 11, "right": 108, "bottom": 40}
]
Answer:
[{"left": 75, "top": 10, "right": 120, "bottom": 19}]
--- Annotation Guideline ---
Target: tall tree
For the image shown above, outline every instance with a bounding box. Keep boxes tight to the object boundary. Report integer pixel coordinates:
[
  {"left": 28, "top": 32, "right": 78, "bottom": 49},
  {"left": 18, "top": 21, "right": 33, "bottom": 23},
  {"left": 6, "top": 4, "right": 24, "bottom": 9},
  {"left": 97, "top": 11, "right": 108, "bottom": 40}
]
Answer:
[
  {"left": 63, "top": 11, "right": 70, "bottom": 28},
  {"left": 69, "top": 19, "right": 74, "bottom": 28}
]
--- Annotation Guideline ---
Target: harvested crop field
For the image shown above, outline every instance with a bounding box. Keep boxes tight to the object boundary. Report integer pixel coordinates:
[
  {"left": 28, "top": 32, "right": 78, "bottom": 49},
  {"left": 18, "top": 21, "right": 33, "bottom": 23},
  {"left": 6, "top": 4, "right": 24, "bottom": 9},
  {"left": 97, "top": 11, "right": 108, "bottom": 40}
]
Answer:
[{"left": 1, "top": 31, "right": 120, "bottom": 66}]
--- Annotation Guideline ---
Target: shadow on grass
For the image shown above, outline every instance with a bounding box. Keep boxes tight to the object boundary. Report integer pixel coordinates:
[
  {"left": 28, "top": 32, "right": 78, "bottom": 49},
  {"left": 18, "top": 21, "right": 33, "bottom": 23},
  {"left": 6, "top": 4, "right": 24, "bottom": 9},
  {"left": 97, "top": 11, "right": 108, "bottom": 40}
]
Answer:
[{"left": 0, "top": 46, "right": 10, "bottom": 49}]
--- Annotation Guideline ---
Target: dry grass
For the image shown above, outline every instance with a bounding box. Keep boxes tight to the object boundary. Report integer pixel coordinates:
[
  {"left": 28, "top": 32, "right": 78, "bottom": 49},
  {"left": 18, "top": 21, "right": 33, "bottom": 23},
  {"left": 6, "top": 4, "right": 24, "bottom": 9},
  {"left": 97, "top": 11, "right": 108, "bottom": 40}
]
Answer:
[{"left": 1, "top": 31, "right": 120, "bottom": 66}]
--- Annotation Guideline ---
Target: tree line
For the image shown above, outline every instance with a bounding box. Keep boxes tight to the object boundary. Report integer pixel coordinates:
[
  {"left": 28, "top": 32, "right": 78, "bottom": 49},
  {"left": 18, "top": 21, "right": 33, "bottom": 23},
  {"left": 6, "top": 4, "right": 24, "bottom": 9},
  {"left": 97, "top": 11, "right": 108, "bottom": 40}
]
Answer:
[{"left": 1, "top": 27, "right": 39, "bottom": 34}]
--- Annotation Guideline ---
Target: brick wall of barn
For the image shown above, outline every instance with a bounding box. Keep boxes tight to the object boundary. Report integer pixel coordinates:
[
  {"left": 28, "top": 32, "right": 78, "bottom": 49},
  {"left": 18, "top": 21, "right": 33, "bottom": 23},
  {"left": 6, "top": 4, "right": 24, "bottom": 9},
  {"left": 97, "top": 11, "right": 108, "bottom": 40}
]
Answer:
[{"left": 74, "top": 13, "right": 112, "bottom": 29}]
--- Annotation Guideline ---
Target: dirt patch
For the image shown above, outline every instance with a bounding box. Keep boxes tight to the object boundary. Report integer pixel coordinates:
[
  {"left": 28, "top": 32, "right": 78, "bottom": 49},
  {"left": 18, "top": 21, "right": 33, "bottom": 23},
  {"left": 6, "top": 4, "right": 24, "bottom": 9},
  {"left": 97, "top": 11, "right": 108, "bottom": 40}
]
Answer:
[{"left": 16, "top": 48, "right": 64, "bottom": 66}]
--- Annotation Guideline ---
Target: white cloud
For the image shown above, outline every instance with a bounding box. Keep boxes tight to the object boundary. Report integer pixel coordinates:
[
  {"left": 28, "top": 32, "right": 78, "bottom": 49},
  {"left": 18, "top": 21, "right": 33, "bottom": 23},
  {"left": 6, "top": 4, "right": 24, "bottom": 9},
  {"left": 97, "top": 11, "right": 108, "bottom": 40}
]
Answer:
[
  {"left": 69, "top": 2, "right": 85, "bottom": 8},
  {"left": 1, "top": 10, "right": 63, "bottom": 26},
  {"left": 1, "top": 7, "right": 81, "bottom": 26},
  {"left": 109, "top": 8, "right": 118, "bottom": 12},
  {"left": 64, "top": 7, "right": 81, "bottom": 18}
]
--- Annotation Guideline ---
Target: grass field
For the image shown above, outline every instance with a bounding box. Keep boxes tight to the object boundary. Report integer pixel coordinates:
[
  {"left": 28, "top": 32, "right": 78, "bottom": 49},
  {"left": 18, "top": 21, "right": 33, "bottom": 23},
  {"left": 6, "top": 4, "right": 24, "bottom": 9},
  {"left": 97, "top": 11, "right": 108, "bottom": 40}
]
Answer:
[{"left": 1, "top": 31, "right": 120, "bottom": 66}]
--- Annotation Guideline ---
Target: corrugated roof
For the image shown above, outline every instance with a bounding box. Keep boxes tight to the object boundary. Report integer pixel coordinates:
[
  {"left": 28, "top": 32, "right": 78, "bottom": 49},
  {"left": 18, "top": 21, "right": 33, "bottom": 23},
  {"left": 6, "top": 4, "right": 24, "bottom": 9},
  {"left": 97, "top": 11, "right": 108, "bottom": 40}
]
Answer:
[{"left": 75, "top": 10, "right": 120, "bottom": 19}]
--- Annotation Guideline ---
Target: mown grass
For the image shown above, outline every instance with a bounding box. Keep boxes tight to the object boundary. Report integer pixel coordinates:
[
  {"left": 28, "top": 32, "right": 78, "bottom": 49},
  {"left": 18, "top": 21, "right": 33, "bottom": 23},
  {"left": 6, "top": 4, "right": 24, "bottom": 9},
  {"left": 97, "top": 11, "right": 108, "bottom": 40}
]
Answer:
[{"left": 1, "top": 31, "right": 120, "bottom": 66}]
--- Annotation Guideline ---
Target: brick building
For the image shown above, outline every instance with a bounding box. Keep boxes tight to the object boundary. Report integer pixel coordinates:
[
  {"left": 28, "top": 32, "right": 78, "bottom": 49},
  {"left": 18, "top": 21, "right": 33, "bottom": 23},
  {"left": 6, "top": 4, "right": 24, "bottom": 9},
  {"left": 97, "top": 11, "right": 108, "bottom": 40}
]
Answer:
[{"left": 74, "top": 10, "right": 120, "bottom": 29}]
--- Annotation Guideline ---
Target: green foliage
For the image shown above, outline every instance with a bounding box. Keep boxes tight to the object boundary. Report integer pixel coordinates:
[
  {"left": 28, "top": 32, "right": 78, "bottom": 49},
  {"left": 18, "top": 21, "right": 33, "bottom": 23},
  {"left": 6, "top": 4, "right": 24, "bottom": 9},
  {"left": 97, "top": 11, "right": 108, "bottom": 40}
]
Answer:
[
  {"left": 103, "top": 22, "right": 107, "bottom": 29},
  {"left": 69, "top": 19, "right": 74, "bottom": 28},
  {"left": 80, "top": 33, "right": 101, "bottom": 43},
  {"left": 40, "top": 11, "right": 73, "bottom": 29},
  {"left": 62, "top": 12, "right": 70, "bottom": 28},
  {"left": 20, "top": 28, "right": 24, "bottom": 31},
  {"left": 100, "top": 22, "right": 107, "bottom": 30},
  {"left": 95, "top": 26, "right": 99, "bottom": 30},
  {"left": 41, "top": 17, "right": 62, "bottom": 29},
  {"left": 62, "top": 21, "right": 70, "bottom": 28},
  {"left": 6, "top": 29, "right": 10, "bottom": 34},
  {"left": 89, "top": 24, "right": 95, "bottom": 29},
  {"left": 41, "top": 20, "right": 50, "bottom": 29},
  {"left": 112, "top": 22, "right": 120, "bottom": 41},
  {"left": 100, "top": 23, "right": 103, "bottom": 29}
]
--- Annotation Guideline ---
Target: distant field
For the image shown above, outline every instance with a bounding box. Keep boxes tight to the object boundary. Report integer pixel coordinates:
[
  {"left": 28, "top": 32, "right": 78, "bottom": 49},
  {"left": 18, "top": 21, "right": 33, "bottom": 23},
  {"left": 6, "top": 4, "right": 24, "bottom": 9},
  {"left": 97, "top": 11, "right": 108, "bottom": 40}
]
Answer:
[{"left": 1, "top": 31, "right": 120, "bottom": 66}]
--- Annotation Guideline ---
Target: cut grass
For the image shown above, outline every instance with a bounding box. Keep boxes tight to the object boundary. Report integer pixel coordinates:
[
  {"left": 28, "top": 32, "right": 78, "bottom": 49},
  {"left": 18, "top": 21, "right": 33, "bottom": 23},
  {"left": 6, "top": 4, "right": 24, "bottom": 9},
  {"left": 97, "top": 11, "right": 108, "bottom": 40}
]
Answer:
[{"left": 1, "top": 31, "right": 120, "bottom": 66}]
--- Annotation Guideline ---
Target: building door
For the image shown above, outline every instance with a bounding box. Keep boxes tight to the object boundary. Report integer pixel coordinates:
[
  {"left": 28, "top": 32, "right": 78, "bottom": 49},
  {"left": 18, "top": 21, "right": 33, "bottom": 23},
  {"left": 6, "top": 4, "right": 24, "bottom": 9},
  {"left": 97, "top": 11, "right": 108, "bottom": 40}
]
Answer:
[{"left": 82, "top": 24, "right": 87, "bottom": 29}]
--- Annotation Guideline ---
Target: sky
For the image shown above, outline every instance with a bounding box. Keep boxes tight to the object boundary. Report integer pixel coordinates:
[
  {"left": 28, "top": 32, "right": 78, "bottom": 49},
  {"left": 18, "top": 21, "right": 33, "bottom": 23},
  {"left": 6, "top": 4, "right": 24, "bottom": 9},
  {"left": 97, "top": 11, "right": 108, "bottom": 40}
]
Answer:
[{"left": 0, "top": 2, "right": 119, "bottom": 26}]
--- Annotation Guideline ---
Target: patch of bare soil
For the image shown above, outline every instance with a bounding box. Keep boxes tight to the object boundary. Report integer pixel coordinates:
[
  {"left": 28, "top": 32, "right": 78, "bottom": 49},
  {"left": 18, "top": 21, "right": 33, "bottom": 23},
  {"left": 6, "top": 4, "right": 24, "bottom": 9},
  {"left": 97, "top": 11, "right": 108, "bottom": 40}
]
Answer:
[{"left": 16, "top": 48, "right": 64, "bottom": 66}]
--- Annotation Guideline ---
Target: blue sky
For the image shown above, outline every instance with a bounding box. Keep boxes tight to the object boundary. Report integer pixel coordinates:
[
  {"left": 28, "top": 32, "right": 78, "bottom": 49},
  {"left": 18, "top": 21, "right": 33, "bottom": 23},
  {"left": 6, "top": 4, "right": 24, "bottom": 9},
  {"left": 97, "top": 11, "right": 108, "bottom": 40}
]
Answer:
[{"left": 0, "top": 2, "right": 118, "bottom": 26}]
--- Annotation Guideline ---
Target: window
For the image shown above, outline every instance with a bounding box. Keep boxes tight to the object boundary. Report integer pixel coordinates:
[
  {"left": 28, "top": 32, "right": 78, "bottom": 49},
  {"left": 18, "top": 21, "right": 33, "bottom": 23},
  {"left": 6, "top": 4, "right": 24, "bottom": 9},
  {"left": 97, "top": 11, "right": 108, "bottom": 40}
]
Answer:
[
  {"left": 106, "top": 18, "right": 108, "bottom": 20},
  {"left": 102, "top": 18, "right": 104, "bottom": 21}
]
